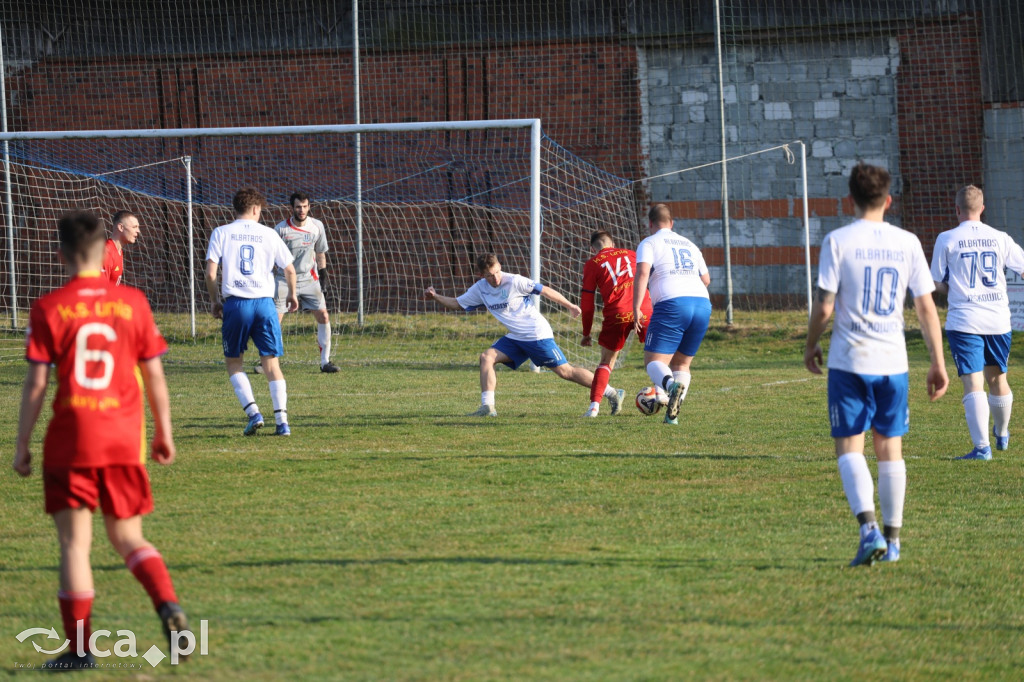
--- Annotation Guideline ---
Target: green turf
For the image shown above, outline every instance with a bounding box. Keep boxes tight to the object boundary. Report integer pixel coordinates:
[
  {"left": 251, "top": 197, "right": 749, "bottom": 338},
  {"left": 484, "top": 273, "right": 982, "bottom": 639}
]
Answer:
[{"left": 2, "top": 311, "right": 1023, "bottom": 679}]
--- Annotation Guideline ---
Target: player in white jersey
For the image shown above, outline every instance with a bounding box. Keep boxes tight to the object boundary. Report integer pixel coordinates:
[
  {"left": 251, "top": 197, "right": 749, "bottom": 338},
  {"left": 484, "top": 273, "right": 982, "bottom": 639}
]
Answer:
[
  {"left": 805, "top": 163, "right": 948, "bottom": 566},
  {"left": 273, "top": 192, "right": 338, "bottom": 373},
  {"left": 205, "top": 187, "right": 298, "bottom": 436},
  {"left": 632, "top": 204, "right": 712, "bottom": 425},
  {"left": 425, "top": 253, "right": 624, "bottom": 417},
  {"left": 930, "top": 185, "right": 1024, "bottom": 460}
]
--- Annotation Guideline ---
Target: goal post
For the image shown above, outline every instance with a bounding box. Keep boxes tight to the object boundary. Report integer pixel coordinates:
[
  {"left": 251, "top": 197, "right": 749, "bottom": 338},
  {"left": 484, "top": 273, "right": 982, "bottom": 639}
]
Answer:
[{"left": 0, "top": 120, "right": 638, "bottom": 370}]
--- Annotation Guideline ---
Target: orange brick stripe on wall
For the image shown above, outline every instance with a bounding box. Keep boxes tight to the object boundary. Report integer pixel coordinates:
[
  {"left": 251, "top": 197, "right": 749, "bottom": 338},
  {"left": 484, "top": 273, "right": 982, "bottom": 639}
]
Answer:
[{"left": 702, "top": 246, "right": 821, "bottom": 267}]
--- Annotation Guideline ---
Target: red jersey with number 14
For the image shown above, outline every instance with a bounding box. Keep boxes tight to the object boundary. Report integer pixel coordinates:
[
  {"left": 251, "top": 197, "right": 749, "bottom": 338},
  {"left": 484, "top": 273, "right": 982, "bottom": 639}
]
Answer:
[
  {"left": 25, "top": 273, "right": 167, "bottom": 470},
  {"left": 581, "top": 247, "right": 653, "bottom": 335}
]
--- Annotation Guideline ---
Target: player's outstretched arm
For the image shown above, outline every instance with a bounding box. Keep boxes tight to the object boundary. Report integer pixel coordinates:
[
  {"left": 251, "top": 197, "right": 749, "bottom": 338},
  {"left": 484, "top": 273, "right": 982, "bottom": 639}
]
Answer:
[
  {"left": 14, "top": 362, "right": 50, "bottom": 477},
  {"left": 632, "top": 262, "right": 652, "bottom": 335},
  {"left": 140, "top": 356, "right": 176, "bottom": 465},
  {"left": 804, "top": 288, "right": 835, "bottom": 375},
  {"left": 539, "top": 286, "right": 581, "bottom": 319},
  {"left": 424, "top": 286, "right": 464, "bottom": 311},
  {"left": 204, "top": 259, "right": 223, "bottom": 318},
  {"left": 913, "top": 292, "right": 949, "bottom": 401}
]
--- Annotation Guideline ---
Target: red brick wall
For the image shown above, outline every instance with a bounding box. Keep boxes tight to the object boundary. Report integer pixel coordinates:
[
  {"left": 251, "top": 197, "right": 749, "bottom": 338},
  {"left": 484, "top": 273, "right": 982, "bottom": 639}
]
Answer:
[
  {"left": 9, "top": 42, "right": 644, "bottom": 183},
  {"left": 896, "top": 15, "right": 984, "bottom": 251}
]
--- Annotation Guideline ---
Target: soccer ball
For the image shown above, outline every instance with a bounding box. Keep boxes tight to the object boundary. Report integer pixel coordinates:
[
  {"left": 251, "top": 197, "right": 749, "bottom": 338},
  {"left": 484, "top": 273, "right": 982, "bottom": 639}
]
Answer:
[{"left": 635, "top": 386, "right": 662, "bottom": 415}]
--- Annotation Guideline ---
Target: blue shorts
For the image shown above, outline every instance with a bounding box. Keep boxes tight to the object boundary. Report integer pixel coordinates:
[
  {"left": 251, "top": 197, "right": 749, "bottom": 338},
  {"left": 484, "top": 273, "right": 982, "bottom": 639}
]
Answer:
[
  {"left": 946, "top": 330, "right": 1011, "bottom": 376},
  {"left": 827, "top": 369, "right": 909, "bottom": 438},
  {"left": 492, "top": 336, "right": 568, "bottom": 370},
  {"left": 644, "top": 297, "right": 713, "bottom": 357},
  {"left": 222, "top": 297, "right": 284, "bottom": 358}
]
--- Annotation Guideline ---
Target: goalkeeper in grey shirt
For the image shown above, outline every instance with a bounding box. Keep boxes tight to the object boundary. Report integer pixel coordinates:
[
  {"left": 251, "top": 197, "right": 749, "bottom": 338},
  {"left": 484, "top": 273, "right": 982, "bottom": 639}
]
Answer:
[{"left": 271, "top": 191, "right": 339, "bottom": 373}]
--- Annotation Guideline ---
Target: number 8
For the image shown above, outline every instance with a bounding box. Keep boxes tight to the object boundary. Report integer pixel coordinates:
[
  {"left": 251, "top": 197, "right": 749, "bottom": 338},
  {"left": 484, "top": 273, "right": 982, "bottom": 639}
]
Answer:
[{"left": 240, "top": 244, "right": 255, "bottom": 275}]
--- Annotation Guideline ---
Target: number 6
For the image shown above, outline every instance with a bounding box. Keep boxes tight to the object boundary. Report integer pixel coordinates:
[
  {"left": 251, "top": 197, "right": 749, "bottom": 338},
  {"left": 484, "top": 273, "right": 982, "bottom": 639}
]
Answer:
[{"left": 75, "top": 323, "right": 117, "bottom": 390}]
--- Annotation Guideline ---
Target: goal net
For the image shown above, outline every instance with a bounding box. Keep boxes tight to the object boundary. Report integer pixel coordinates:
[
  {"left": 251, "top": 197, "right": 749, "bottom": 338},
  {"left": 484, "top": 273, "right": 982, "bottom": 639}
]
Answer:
[{"left": 0, "top": 122, "right": 642, "bottom": 368}]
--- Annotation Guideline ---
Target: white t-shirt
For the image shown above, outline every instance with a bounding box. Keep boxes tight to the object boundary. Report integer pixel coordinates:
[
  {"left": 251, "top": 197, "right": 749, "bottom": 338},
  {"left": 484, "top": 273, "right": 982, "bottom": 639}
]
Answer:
[
  {"left": 818, "top": 219, "right": 934, "bottom": 375},
  {"left": 456, "top": 273, "right": 553, "bottom": 341},
  {"left": 206, "top": 219, "right": 294, "bottom": 299},
  {"left": 635, "top": 229, "right": 710, "bottom": 305},
  {"left": 274, "top": 217, "right": 328, "bottom": 282},
  {"left": 930, "top": 220, "right": 1024, "bottom": 335}
]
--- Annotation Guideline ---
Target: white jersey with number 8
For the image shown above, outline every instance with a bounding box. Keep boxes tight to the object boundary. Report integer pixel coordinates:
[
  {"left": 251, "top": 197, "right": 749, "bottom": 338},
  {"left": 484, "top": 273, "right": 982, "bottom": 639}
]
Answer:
[
  {"left": 207, "top": 218, "right": 294, "bottom": 299},
  {"left": 818, "top": 219, "right": 934, "bottom": 375}
]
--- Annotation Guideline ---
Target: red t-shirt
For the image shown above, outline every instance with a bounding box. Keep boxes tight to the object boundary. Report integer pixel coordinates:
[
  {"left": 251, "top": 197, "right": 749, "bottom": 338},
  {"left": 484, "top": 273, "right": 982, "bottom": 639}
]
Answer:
[
  {"left": 25, "top": 274, "right": 168, "bottom": 470},
  {"left": 101, "top": 239, "right": 123, "bottom": 285},
  {"left": 581, "top": 247, "right": 653, "bottom": 335}
]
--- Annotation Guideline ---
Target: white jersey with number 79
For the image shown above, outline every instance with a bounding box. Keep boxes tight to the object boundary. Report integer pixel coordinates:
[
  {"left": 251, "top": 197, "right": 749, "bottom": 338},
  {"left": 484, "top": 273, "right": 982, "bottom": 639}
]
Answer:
[{"left": 818, "top": 219, "right": 934, "bottom": 376}]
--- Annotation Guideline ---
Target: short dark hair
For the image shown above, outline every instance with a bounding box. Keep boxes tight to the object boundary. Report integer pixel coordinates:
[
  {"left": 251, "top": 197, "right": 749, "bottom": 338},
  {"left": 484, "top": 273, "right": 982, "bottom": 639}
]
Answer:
[
  {"left": 58, "top": 211, "right": 105, "bottom": 261},
  {"left": 289, "top": 191, "right": 310, "bottom": 206},
  {"left": 848, "top": 163, "right": 891, "bottom": 210},
  {"left": 648, "top": 203, "right": 672, "bottom": 225},
  {"left": 475, "top": 253, "right": 499, "bottom": 273},
  {"left": 590, "top": 230, "right": 614, "bottom": 248},
  {"left": 233, "top": 187, "right": 266, "bottom": 215},
  {"left": 111, "top": 210, "right": 135, "bottom": 228}
]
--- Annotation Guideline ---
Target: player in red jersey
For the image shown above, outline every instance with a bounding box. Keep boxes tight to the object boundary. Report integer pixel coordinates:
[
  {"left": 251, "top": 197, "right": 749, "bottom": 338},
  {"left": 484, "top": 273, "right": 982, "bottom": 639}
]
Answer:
[
  {"left": 101, "top": 210, "right": 140, "bottom": 285},
  {"left": 14, "top": 211, "right": 191, "bottom": 670},
  {"left": 580, "top": 231, "right": 654, "bottom": 417}
]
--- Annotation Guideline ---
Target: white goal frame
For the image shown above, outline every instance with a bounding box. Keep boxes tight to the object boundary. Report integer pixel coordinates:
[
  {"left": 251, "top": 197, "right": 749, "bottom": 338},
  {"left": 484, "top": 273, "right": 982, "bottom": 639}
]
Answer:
[{"left": 0, "top": 119, "right": 544, "bottom": 333}]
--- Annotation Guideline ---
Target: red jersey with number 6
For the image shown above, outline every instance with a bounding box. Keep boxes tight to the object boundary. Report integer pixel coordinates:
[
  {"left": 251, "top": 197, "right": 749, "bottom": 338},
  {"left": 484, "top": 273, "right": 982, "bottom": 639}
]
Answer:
[
  {"left": 580, "top": 247, "right": 653, "bottom": 336},
  {"left": 25, "top": 273, "right": 168, "bottom": 470}
]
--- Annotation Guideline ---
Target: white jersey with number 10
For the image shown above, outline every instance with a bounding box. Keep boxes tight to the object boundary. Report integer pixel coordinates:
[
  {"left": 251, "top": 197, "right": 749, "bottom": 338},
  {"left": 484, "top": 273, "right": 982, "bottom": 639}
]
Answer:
[{"left": 818, "top": 219, "right": 934, "bottom": 376}]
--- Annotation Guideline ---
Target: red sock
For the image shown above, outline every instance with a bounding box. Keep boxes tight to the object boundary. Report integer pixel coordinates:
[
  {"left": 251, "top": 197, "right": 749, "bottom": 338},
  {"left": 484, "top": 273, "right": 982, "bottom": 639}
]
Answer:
[
  {"left": 58, "top": 590, "right": 94, "bottom": 654},
  {"left": 125, "top": 546, "right": 178, "bottom": 610},
  {"left": 590, "top": 364, "right": 611, "bottom": 403}
]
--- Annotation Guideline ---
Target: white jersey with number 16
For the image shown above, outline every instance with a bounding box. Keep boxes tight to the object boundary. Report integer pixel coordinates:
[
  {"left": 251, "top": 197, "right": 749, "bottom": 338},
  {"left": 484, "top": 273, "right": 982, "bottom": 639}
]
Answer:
[{"left": 818, "top": 219, "right": 934, "bottom": 376}]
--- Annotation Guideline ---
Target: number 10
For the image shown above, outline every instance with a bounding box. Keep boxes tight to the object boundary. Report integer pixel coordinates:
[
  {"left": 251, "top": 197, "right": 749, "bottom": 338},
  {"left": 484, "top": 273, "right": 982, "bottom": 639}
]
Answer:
[{"left": 861, "top": 266, "right": 899, "bottom": 316}]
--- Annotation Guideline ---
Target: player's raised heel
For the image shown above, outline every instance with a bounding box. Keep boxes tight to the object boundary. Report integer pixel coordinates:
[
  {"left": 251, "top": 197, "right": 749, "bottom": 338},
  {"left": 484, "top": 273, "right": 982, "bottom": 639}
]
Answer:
[
  {"left": 665, "top": 381, "right": 685, "bottom": 421},
  {"left": 467, "top": 405, "right": 497, "bottom": 417},
  {"left": 320, "top": 361, "right": 340, "bottom": 374},
  {"left": 993, "top": 426, "right": 1009, "bottom": 451},
  {"left": 879, "top": 541, "right": 900, "bottom": 563},
  {"left": 956, "top": 445, "right": 992, "bottom": 461},
  {"left": 275, "top": 423, "right": 291, "bottom": 436},
  {"left": 158, "top": 602, "right": 192, "bottom": 660},
  {"left": 849, "top": 527, "right": 888, "bottom": 567},
  {"left": 243, "top": 412, "right": 264, "bottom": 436},
  {"left": 44, "top": 651, "right": 96, "bottom": 670},
  {"left": 608, "top": 388, "right": 625, "bottom": 416}
]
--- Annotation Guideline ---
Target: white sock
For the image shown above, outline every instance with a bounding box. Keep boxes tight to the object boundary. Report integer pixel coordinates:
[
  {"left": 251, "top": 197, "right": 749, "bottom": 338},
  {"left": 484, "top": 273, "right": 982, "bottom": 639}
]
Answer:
[
  {"left": 837, "top": 452, "right": 875, "bottom": 518},
  {"left": 230, "top": 372, "right": 259, "bottom": 416},
  {"left": 603, "top": 385, "right": 618, "bottom": 398},
  {"left": 269, "top": 379, "right": 288, "bottom": 425},
  {"left": 646, "top": 361, "right": 673, "bottom": 392},
  {"left": 672, "top": 371, "right": 692, "bottom": 401},
  {"left": 990, "top": 391, "right": 1013, "bottom": 437},
  {"left": 317, "top": 323, "right": 331, "bottom": 366},
  {"left": 482, "top": 390, "right": 495, "bottom": 407},
  {"left": 588, "top": 401, "right": 600, "bottom": 413},
  {"left": 877, "top": 459, "right": 906, "bottom": 530},
  {"left": 962, "top": 391, "right": 990, "bottom": 448}
]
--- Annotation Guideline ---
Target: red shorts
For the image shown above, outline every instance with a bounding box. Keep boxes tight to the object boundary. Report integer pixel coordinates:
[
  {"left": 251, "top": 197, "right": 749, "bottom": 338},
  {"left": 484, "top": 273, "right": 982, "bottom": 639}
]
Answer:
[
  {"left": 598, "top": 310, "right": 649, "bottom": 352},
  {"left": 43, "top": 466, "right": 154, "bottom": 518}
]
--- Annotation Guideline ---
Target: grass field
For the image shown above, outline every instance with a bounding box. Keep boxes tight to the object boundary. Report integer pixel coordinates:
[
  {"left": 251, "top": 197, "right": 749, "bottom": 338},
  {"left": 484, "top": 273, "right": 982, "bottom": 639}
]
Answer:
[{"left": 2, "top": 311, "right": 1023, "bottom": 680}]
